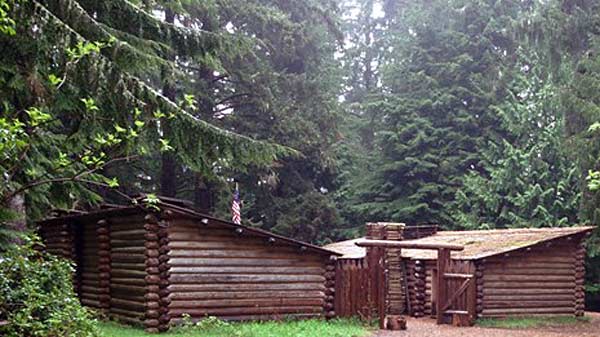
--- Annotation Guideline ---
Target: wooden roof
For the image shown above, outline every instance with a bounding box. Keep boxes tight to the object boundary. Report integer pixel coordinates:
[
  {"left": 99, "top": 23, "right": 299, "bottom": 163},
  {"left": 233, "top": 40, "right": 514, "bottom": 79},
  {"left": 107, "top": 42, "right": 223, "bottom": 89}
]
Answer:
[
  {"left": 323, "top": 226, "right": 595, "bottom": 260},
  {"left": 39, "top": 201, "right": 340, "bottom": 257}
]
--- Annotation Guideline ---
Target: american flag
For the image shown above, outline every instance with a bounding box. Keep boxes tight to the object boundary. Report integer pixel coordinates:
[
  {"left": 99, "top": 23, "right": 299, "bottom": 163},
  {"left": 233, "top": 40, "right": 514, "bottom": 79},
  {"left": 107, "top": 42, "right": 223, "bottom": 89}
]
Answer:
[{"left": 231, "top": 183, "right": 241, "bottom": 224}]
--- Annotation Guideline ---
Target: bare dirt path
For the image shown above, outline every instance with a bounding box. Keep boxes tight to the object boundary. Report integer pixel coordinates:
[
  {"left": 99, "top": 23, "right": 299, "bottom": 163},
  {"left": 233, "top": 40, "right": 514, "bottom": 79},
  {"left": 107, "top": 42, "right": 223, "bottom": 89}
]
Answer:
[{"left": 372, "top": 312, "right": 600, "bottom": 337}]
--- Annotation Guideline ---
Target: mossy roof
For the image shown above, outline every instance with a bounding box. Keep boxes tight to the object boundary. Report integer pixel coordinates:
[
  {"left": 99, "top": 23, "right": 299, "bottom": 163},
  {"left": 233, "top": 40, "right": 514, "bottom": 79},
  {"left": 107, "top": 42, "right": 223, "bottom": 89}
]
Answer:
[{"left": 323, "top": 226, "right": 596, "bottom": 260}]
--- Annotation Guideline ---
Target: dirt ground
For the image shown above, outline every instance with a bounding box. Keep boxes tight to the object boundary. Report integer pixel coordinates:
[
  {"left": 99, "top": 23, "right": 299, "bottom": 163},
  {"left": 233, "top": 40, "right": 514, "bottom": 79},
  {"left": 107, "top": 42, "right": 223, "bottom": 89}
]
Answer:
[{"left": 372, "top": 312, "right": 600, "bottom": 337}]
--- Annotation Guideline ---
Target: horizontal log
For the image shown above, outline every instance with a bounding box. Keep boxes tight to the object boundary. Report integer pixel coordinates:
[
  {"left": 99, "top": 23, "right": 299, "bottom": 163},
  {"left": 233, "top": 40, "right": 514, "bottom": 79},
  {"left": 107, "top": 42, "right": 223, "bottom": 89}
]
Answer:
[
  {"left": 482, "top": 275, "right": 574, "bottom": 282},
  {"left": 109, "top": 313, "right": 143, "bottom": 326},
  {"left": 168, "top": 306, "right": 324, "bottom": 317},
  {"left": 111, "top": 294, "right": 146, "bottom": 303},
  {"left": 169, "top": 274, "right": 325, "bottom": 284},
  {"left": 170, "top": 298, "right": 324, "bottom": 309},
  {"left": 482, "top": 281, "right": 576, "bottom": 289},
  {"left": 111, "top": 278, "right": 146, "bottom": 286},
  {"left": 111, "top": 254, "right": 146, "bottom": 263},
  {"left": 110, "top": 229, "right": 146, "bottom": 239},
  {"left": 111, "top": 298, "right": 146, "bottom": 311},
  {"left": 81, "top": 298, "right": 101, "bottom": 308},
  {"left": 168, "top": 249, "right": 318, "bottom": 259},
  {"left": 168, "top": 283, "right": 326, "bottom": 292},
  {"left": 169, "top": 290, "right": 325, "bottom": 301},
  {"left": 169, "top": 257, "right": 323, "bottom": 267},
  {"left": 168, "top": 241, "right": 288, "bottom": 250},
  {"left": 110, "top": 239, "right": 146, "bottom": 248},
  {"left": 81, "top": 272, "right": 100, "bottom": 280},
  {"left": 482, "top": 262, "right": 574, "bottom": 269},
  {"left": 110, "top": 284, "right": 147, "bottom": 294},
  {"left": 481, "top": 308, "right": 575, "bottom": 315},
  {"left": 168, "top": 266, "right": 325, "bottom": 275},
  {"left": 80, "top": 280, "right": 100, "bottom": 288},
  {"left": 483, "top": 268, "right": 575, "bottom": 275},
  {"left": 169, "top": 313, "right": 322, "bottom": 324},
  {"left": 483, "top": 288, "right": 575, "bottom": 295},
  {"left": 80, "top": 285, "right": 101, "bottom": 294},
  {"left": 111, "top": 307, "right": 145, "bottom": 319},
  {"left": 112, "top": 247, "right": 146, "bottom": 254},
  {"left": 111, "top": 270, "right": 147, "bottom": 278},
  {"left": 484, "top": 256, "right": 575, "bottom": 264},
  {"left": 483, "top": 294, "right": 575, "bottom": 301},
  {"left": 111, "top": 263, "right": 146, "bottom": 271},
  {"left": 484, "top": 300, "right": 574, "bottom": 309}
]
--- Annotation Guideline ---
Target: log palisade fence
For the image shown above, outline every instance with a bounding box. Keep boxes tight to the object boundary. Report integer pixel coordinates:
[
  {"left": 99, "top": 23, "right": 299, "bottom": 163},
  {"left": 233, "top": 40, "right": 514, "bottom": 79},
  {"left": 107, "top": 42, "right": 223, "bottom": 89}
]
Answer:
[
  {"left": 324, "top": 224, "right": 595, "bottom": 326},
  {"left": 39, "top": 202, "right": 340, "bottom": 332}
]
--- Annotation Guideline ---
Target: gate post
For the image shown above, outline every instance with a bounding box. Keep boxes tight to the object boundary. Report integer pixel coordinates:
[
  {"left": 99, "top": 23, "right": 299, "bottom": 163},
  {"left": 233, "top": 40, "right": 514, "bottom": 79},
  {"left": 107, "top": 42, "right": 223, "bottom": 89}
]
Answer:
[{"left": 436, "top": 248, "right": 450, "bottom": 324}]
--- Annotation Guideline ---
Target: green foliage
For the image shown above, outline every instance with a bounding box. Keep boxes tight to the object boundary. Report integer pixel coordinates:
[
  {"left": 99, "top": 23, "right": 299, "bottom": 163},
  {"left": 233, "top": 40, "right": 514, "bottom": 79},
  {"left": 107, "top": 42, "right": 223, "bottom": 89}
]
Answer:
[
  {"left": 0, "top": 237, "right": 99, "bottom": 337},
  {"left": 0, "top": 0, "right": 17, "bottom": 36},
  {"left": 99, "top": 317, "right": 369, "bottom": 337},
  {"left": 452, "top": 53, "right": 580, "bottom": 229}
]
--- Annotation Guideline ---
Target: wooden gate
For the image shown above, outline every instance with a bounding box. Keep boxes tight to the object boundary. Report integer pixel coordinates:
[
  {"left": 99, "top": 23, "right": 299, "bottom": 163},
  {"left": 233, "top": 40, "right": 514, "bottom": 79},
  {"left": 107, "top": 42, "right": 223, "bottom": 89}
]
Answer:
[
  {"left": 434, "top": 258, "right": 476, "bottom": 325},
  {"left": 334, "top": 258, "right": 375, "bottom": 319},
  {"left": 356, "top": 241, "right": 466, "bottom": 328}
]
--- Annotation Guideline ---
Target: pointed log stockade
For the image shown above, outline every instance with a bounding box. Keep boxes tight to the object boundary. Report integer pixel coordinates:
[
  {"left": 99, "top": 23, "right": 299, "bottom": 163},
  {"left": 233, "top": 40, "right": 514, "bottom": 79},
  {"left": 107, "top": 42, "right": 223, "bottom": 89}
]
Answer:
[
  {"left": 38, "top": 201, "right": 341, "bottom": 332},
  {"left": 324, "top": 224, "right": 595, "bottom": 327}
]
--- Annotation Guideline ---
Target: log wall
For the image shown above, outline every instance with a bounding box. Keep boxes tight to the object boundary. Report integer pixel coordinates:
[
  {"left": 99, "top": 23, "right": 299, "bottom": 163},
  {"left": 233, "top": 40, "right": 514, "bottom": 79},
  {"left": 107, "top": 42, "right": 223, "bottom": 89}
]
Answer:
[
  {"left": 39, "top": 221, "right": 79, "bottom": 293},
  {"left": 79, "top": 220, "right": 101, "bottom": 310},
  {"left": 109, "top": 214, "right": 147, "bottom": 326},
  {"left": 406, "top": 259, "right": 430, "bottom": 317},
  {"left": 384, "top": 226, "right": 405, "bottom": 315},
  {"left": 166, "top": 216, "right": 333, "bottom": 322},
  {"left": 479, "top": 237, "right": 581, "bottom": 317}
]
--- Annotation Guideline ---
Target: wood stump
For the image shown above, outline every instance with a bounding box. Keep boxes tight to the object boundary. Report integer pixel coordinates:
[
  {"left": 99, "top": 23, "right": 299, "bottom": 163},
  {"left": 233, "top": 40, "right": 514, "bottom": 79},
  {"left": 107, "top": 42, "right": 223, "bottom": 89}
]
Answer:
[{"left": 385, "top": 315, "right": 407, "bottom": 330}]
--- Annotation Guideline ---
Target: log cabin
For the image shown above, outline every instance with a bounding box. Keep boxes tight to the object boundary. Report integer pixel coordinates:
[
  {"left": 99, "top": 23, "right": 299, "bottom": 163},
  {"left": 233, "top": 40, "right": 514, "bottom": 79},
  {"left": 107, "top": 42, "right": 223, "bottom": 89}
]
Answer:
[
  {"left": 38, "top": 201, "right": 340, "bottom": 332},
  {"left": 325, "top": 223, "right": 595, "bottom": 321}
]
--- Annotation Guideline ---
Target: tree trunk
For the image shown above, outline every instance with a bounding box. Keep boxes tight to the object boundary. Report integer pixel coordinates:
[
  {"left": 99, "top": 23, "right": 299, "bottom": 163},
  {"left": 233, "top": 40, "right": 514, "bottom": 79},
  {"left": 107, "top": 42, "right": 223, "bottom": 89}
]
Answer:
[
  {"left": 193, "top": 174, "right": 213, "bottom": 214},
  {"left": 6, "top": 193, "right": 27, "bottom": 244}
]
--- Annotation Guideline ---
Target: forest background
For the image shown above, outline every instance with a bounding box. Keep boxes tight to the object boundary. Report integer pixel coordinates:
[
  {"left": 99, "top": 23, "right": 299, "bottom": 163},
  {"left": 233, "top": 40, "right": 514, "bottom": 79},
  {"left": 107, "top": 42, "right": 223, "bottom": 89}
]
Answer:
[{"left": 2, "top": 0, "right": 600, "bottom": 307}]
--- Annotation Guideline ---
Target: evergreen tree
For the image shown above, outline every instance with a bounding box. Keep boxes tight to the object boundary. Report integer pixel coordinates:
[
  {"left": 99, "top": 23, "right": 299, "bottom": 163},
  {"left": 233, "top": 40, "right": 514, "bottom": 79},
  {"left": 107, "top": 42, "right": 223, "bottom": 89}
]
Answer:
[
  {"left": 345, "top": 0, "right": 529, "bottom": 226},
  {"left": 453, "top": 52, "right": 580, "bottom": 229},
  {"left": 0, "top": 0, "right": 291, "bottom": 244}
]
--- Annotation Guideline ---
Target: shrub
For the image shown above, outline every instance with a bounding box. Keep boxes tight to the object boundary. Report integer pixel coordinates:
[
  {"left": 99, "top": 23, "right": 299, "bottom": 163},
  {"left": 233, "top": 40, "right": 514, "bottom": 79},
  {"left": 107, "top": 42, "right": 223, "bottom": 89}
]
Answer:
[{"left": 0, "top": 236, "right": 98, "bottom": 337}]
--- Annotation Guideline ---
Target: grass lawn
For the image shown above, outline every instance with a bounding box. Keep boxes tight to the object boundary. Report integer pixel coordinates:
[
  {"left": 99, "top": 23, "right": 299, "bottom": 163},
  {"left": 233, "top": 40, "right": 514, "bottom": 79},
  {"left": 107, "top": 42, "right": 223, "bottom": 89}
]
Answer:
[
  {"left": 476, "top": 316, "right": 591, "bottom": 329},
  {"left": 98, "top": 318, "right": 371, "bottom": 337}
]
